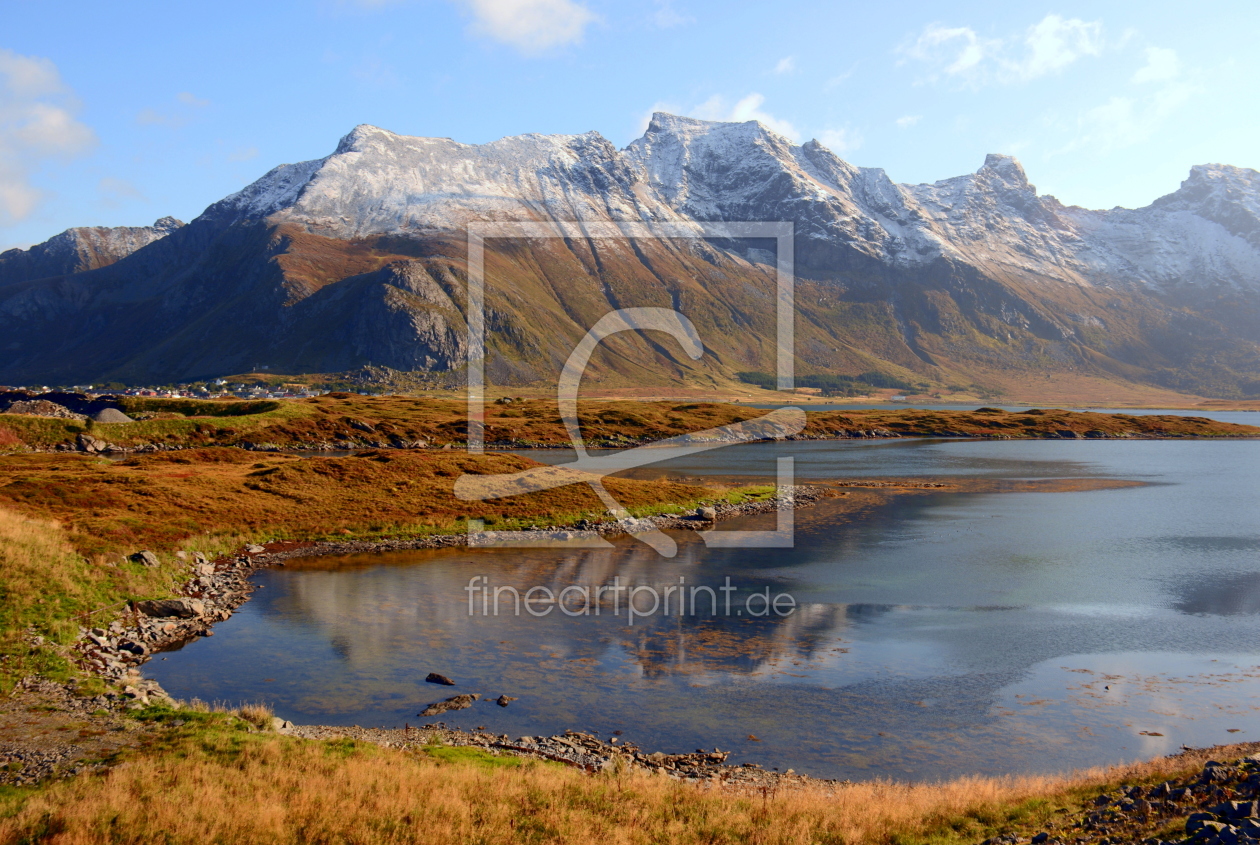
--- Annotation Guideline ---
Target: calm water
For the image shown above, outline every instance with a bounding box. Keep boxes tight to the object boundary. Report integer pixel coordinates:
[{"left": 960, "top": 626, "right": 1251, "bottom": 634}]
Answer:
[{"left": 146, "top": 438, "right": 1260, "bottom": 781}]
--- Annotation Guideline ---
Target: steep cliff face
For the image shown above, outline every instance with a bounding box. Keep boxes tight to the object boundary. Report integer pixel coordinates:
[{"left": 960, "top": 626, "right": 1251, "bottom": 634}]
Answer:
[
  {"left": 1, "top": 115, "right": 1259, "bottom": 398},
  {"left": 0, "top": 218, "right": 183, "bottom": 288}
]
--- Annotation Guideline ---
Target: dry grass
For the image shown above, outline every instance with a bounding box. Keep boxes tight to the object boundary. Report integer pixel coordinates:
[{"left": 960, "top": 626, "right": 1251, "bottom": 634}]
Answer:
[
  {"left": 0, "top": 449, "right": 715, "bottom": 558},
  {"left": 2, "top": 395, "right": 1254, "bottom": 455},
  {"left": 0, "top": 724, "right": 1244, "bottom": 845}
]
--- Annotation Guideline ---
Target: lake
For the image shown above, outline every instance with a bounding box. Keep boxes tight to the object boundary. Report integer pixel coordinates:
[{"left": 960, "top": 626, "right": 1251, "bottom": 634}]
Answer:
[{"left": 144, "top": 437, "right": 1260, "bottom": 781}]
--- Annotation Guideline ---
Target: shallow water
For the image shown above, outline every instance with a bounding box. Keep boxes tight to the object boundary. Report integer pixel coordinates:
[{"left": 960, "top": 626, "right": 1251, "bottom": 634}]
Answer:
[{"left": 145, "top": 438, "right": 1260, "bottom": 780}]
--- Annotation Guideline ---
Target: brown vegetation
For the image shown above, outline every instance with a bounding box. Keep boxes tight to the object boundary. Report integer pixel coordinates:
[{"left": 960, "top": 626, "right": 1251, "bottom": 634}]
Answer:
[
  {"left": 0, "top": 719, "right": 1253, "bottom": 845},
  {"left": 0, "top": 395, "right": 1255, "bottom": 453},
  {"left": 0, "top": 449, "right": 714, "bottom": 558}
]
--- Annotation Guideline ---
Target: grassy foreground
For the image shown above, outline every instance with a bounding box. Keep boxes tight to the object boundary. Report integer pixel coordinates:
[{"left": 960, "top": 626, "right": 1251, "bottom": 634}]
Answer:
[{"left": 0, "top": 710, "right": 1245, "bottom": 845}]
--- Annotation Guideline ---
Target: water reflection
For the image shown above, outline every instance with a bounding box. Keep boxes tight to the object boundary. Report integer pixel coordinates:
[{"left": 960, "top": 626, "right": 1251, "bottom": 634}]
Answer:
[
  {"left": 1175, "top": 572, "right": 1260, "bottom": 616},
  {"left": 145, "top": 439, "right": 1260, "bottom": 781}
]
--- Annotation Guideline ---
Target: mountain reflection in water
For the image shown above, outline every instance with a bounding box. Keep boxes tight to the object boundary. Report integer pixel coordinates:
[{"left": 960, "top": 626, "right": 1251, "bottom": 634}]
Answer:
[{"left": 146, "top": 438, "right": 1260, "bottom": 781}]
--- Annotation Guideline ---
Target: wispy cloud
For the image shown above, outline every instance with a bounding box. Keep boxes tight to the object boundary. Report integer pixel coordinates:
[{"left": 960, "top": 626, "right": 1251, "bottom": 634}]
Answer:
[
  {"left": 0, "top": 49, "right": 97, "bottom": 224},
  {"left": 899, "top": 14, "right": 1103, "bottom": 87},
  {"left": 457, "top": 0, "right": 597, "bottom": 54},
  {"left": 98, "top": 176, "right": 144, "bottom": 208},
  {"left": 136, "top": 91, "right": 210, "bottom": 128},
  {"left": 895, "top": 114, "right": 921, "bottom": 129},
  {"left": 1059, "top": 80, "right": 1197, "bottom": 155},
  {"left": 816, "top": 127, "right": 863, "bottom": 156},
  {"left": 773, "top": 56, "right": 795, "bottom": 75},
  {"left": 1131, "top": 46, "right": 1180, "bottom": 84},
  {"left": 693, "top": 93, "right": 798, "bottom": 140},
  {"left": 651, "top": 0, "right": 692, "bottom": 28}
]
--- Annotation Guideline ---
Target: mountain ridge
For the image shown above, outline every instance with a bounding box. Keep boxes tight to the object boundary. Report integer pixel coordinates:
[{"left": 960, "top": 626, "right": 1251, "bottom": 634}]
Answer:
[{"left": 0, "top": 114, "right": 1258, "bottom": 399}]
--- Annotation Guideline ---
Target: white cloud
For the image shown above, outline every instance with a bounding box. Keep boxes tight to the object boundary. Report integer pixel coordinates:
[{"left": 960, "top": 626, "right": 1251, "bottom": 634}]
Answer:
[
  {"left": 1021, "top": 15, "right": 1103, "bottom": 79},
  {"left": 816, "top": 127, "right": 863, "bottom": 156},
  {"left": 0, "top": 49, "right": 96, "bottom": 225},
  {"left": 651, "top": 0, "right": 692, "bottom": 28},
  {"left": 1059, "top": 80, "right": 1197, "bottom": 155},
  {"left": 1132, "top": 46, "right": 1180, "bottom": 84},
  {"left": 895, "top": 114, "right": 921, "bottom": 129},
  {"left": 900, "top": 14, "right": 1103, "bottom": 87},
  {"left": 458, "top": 0, "right": 597, "bottom": 54},
  {"left": 773, "top": 56, "right": 795, "bottom": 74},
  {"left": 693, "top": 92, "right": 798, "bottom": 140},
  {"left": 228, "top": 146, "right": 260, "bottom": 162}
]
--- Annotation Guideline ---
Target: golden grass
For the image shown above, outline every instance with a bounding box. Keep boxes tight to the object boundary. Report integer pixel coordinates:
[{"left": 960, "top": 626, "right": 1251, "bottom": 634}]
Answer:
[
  {"left": 0, "top": 449, "right": 715, "bottom": 558},
  {"left": 0, "top": 723, "right": 1242, "bottom": 845}
]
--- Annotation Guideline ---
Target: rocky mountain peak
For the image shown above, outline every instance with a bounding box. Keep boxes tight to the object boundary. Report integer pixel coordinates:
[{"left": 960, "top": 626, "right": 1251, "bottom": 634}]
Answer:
[
  {"left": 977, "top": 154, "right": 1033, "bottom": 191},
  {"left": 334, "top": 123, "right": 401, "bottom": 155},
  {"left": 1150, "top": 163, "right": 1260, "bottom": 249}
]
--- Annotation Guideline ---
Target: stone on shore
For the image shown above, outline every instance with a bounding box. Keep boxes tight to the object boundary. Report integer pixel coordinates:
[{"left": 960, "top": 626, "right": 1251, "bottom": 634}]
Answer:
[
  {"left": 76, "top": 433, "right": 109, "bottom": 453},
  {"left": 420, "top": 694, "right": 479, "bottom": 716},
  {"left": 134, "top": 598, "right": 205, "bottom": 619}
]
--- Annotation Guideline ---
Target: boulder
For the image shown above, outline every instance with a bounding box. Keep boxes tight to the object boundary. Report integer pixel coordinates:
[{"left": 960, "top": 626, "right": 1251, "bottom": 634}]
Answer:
[
  {"left": 135, "top": 598, "right": 205, "bottom": 619},
  {"left": 495, "top": 695, "right": 518, "bottom": 707},
  {"left": 426, "top": 672, "right": 455, "bottom": 686},
  {"left": 129, "top": 550, "right": 160, "bottom": 568},
  {"left": 420, "top": 694, "right": 479, "bottom": 716},
  {"left": 244, "top": 544, "right": 266, "bottom": 554},
  {"left": 695, "top": 506, "right": 717, "bottom": 521},
  {"left": 76, "top": 433, "right": 109, "bottom": 453}
]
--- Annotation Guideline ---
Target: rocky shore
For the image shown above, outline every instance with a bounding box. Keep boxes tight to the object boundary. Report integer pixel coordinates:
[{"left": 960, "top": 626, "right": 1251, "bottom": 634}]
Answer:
[
  {"left": 283, "top": 722, "right": 836, "bottom": 790},
  {"left": 976, "top": 748, "right": 1260, "bottom": 845}
]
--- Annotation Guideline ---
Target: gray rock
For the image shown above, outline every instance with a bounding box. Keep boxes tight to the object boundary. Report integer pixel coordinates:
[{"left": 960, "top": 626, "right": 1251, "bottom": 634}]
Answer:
[
  {"left": 129, "top": 550, "right": 160, "bottom": 568},
  {"left": 92, "top": 408, "right": 133, "bottom": 423},
  {"left": 76, "top": 433, "right": 108, "bottom": 453},
  {"left": 134, "top": 598, "right": 205, "bottom": 619},
  {"left": 695, "top": 506, "right": 717, "bottom": 520},
  {"left": 244, "top": 544, "right": 266, "bottom": 554},
  {"left": 420, "top": 693, "right": 479, "bottom": 716}
]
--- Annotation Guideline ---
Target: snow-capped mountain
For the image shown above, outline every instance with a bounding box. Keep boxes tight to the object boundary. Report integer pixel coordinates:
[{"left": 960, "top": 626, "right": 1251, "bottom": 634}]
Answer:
[
  {"left": 1, "top": 115, "right": 1258, "bottom": 398},
  {"left": 0, "top": 217, "right": 183, "bottom": 289}
]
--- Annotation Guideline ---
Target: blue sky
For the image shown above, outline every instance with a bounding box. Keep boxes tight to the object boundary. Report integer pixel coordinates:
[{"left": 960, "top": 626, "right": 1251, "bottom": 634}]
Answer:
[{"left": 2, "top": 0, "right": 1256, "bottom": 250}]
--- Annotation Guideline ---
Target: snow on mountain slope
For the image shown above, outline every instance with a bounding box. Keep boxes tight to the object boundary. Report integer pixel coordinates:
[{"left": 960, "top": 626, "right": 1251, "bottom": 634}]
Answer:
[
  {"left": 200, "top": 114, "right": 1260, "bottom": 292},
  {"left": 0, "top": 217, "right": 183, "bottom": 287},
  {"left": 206, "top": 124, "right": 677, "bottom": 237}
]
